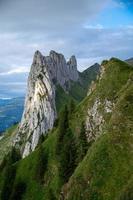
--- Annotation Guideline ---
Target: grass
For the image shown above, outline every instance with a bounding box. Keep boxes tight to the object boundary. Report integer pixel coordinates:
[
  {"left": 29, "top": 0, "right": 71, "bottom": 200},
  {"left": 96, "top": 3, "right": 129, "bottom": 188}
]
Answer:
[
  {"left": 0, "top": 58, "right": 132, "bottom": 200},
  {"left": 0, "top": 124, "right": 18, "bottom": 163},
  {"left": 64, "top": 63, "right": 133, "bottom": 200},
  {"left": 69, "top": 64, "right": 100, "bottom": 102}
]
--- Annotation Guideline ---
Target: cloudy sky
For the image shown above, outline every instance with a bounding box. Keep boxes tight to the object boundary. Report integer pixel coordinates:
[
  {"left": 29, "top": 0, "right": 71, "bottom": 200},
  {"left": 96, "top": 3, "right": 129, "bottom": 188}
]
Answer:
[{"left": 0, "top": 0, "right": 133, "bottom": 98}]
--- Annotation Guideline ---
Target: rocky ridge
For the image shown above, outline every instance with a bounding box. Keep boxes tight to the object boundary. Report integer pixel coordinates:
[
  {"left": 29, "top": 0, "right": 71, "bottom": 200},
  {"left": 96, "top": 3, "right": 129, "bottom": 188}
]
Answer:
[{"left": 13, "top": 50, "right": 79, "bottom": 157}]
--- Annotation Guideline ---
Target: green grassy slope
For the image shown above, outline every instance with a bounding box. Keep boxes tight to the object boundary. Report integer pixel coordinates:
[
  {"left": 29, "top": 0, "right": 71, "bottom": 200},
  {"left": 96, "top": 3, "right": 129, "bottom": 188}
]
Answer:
[
  {"left": 0, "top": 128, "right": 61, "bottom": 200},
  {"left": 69, "top": 63, "right": 100, "bottom": 102},
  {"left": 69, "top": 58, "right": 133, "bottom": 142},
  {"left": 14, "top": 130, "right": 61, "bottom": 200},
  {"left": 64, "top": 75, "right": 133, "bottom": 200},
  {"left": 0, "top": 125, "right": 18, "bottom": 163},
  {"left": 55, "top": 85, "right": 73, "bottom": 113},
  {"left": 55, "top": 63, "right": 100, "bottom": 112},
  {"left": 125, "top": 58, "right": 133, "bottom": 66},
  {"left": 79, "top": 63, "right": 100, "bottom": 90},
  {"left": 0, "top": 58, "right": 132, "bottom": 200}
]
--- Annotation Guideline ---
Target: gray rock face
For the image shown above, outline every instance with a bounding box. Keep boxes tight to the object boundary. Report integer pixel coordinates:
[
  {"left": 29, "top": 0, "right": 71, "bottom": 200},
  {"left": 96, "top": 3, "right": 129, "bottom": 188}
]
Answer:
[
  {"left": 67, "top": 55, "right": 79, "bottom": 81},
  {"left": 14, "top": 50, "right": 79, "bottom": 157},
  {"left": 85, "top": 65, "right": 114, "bottom": 143},
  {"left": 46, "top": 51, "right": 79, "bottom": 89}
]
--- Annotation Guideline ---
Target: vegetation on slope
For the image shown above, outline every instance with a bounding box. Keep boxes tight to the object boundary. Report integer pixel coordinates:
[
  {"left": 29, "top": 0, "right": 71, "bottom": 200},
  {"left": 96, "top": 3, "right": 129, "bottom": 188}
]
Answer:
[
  {"left": 0, "top": 58, "right": 132, "bottom": 200},
  {"left": 55, "top": 85, "right": 73, "bottom": 113},
  {"left": 0, "top": 125, "right": 18, "bottom": 163},
  {"left": 64, "top": 75, "right": 133, "bottom": 200},
  {"left": 0, "top": 100, "right": 89, "bottom": 200},
  {"left": 69, "top": 63, "right": 100, "bottom": 102},
  {"left": 55, "top": 63, "right": 100, "bottom": 112}
]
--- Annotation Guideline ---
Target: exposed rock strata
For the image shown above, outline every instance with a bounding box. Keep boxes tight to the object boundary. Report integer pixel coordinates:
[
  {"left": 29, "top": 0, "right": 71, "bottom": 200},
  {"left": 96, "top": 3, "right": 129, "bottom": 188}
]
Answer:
[
  {"left": 86, "top": 64, "right": 114, "bottom": 143},
  {"left": 13, "top": 50, "right": 79, "bottom": 157}
]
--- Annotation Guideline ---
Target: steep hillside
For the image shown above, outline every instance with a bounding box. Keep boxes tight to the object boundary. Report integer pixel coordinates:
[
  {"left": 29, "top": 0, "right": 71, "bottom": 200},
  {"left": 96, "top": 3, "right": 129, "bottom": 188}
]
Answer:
[
  {"left": 13, "top": 50, "right": 100, "bottom": 157},
  {"left": 0, "top": 51, "right": 99, "bottom": 166},
  {"left": 125, "top": 58, "right": 133, "bottom": 66},
  {"left": 0, "top": 125, "right": 18, "bottom": 163},
  {"left": 0, "top": 57, "right": 132, "bottom": 200},
  {"left": 64, "top": 72, "right": 133, "bottom": 200},
  {"left": 68, "top": 63, "right": 100, "bottom": 102}
]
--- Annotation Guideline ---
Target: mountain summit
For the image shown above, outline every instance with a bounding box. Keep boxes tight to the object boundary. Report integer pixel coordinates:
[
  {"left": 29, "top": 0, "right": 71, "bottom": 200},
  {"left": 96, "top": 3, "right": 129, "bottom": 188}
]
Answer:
[{"left": 13, "top": 50, "right": 80, "bottom": 157}]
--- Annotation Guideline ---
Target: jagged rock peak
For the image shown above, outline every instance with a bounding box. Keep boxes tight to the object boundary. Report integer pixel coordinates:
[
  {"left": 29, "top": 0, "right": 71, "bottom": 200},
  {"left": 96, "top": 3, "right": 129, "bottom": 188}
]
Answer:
[
  {"left": 32, "top": 50, "right": 79, "bottom": 88},
  {"left": 67, "top": 55, "right": 77, "bottom": 68},
  {"left": 13, "top": 50, "right": 79, "bottom": 158},
  {"left": 32, "top": 50, "right": 44, "bottom": 65},
  {"left": 49, "top": 50, "right": 65, "bottom": 59},
  {"left": 67, "top": 55, "right": 79, "bottom": 81}
]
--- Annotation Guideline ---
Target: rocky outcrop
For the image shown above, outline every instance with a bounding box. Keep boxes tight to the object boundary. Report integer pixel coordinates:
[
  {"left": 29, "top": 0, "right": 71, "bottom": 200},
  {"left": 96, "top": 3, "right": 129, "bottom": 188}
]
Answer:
[
  {"left": 67, "top": 55, "right": 79, "bottom": 82},
  {"left": 86, "top": 99, "right": 105, "bottom": 142},
  {"left": 85, "top": 98, "right": 114, "bottom": 142},
  {"left": 85, "top": 63, "right": 114, "bottom": 143},
  {"left": 13, "top": 50, "right": 79, "bottom": 157},
  {"left": 47, "top": 51, "right": 79, "bottom": 89}
]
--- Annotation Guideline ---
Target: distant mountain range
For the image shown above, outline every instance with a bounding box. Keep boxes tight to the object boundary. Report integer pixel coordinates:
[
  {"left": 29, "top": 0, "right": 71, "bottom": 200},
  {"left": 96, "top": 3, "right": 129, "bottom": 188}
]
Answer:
[
  {"left": 0, "top": 97, "right": 24, "bottom": 134},
  {"left": 125, "top": 57, "right": 133, "bottom": 65}
]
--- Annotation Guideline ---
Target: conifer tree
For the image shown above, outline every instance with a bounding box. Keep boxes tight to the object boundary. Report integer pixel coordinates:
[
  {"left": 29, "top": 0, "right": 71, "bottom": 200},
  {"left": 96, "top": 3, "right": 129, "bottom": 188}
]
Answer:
[
  {"left": 56, "top": 105, "right": 69, "bottom": 155},
  {"left": 56, "top": 105, "right": 77, "bottom": 183},
  {"left": 1, "top": 165, "right": 16, "bottom": 200},
  {"left": 35, "top": 146, "right": 48, "bottom": 184},
  {"left": 10, "top": 180, "right": 27, "bottom": 200},
  {"left": 59, "top": 128, "right": 77, "bottom": 183},
  {"left": 78, "top": 122, "right": 88, "bottom": 160}
]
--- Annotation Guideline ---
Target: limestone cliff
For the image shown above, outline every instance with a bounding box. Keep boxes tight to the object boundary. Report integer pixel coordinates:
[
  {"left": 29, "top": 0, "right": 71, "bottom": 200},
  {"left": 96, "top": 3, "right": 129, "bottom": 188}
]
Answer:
[
  {"left": 85, "top": 63, "right": 114, "bottom": 143},
  {"left": 13, "top": 50, "right": 79, "bottom": 157}
]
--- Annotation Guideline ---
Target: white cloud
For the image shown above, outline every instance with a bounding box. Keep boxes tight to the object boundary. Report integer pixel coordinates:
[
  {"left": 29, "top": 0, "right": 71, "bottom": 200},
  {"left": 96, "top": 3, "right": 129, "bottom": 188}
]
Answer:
[
  {"left": 0, "top": 0, "right": 132, "bottom": 97},
  {"left": 0, "top": 67, "right": 29, "bottom": 76},
  {"left": 83, "top": 24, "right": 104, "bottom": 30}
]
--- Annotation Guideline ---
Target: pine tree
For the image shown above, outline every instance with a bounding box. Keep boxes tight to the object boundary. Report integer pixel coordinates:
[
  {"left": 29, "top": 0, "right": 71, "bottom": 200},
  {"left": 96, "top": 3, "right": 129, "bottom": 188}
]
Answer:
[
  {"left": 10, "top": 180, "right": 27, "bottom": 200},
  {"left": 56, "top": 105, "right": 69, "bottom": 155},
  {"left": 35, "top": 146, "right": 48, "bottom": 184},
  {"left": 9, "top": 147, "right": 21, "bottom": 164},
  {"left": 56, "top": 105, "right": 77, "bottom": 183},
  {"left": 78, "top": 122, "right": 88, "bottom": 160},
  {"left": 59, "top": 128, "right": 77, "bottom": 183},
  {"left": 1, "top": 165, "right": 16, "bottom": 200},
  {"left": 0, "top": 147, "right": 21, "bottom": 172}
]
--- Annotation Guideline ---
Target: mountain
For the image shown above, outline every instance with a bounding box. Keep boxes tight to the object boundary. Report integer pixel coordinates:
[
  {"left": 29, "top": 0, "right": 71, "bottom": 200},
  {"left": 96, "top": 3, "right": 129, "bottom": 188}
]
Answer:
[
  {"left": 13, "top": 50, "right": 100, "bottom": 158},
  {"left": 0, "top": 55, "right": 132, "bottom": 200},
  {"left": 69, "top": 63, "right": 100, "bottom": 102},
  {"left": 125, "top": 57, "right": 133, "bottom": 65},
  {"left": 0, "top": 97, "right": 24, "bottom": 134},
  {"left": 63, "top": 58, "right": 133, "bottom": 200}
]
